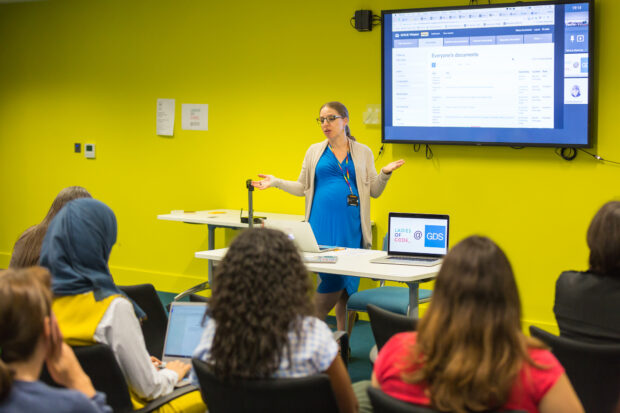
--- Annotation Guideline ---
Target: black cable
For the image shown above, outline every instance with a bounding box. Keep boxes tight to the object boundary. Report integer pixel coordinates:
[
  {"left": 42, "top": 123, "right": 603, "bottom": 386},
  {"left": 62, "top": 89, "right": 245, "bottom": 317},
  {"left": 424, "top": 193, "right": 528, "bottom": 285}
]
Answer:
[
  {"left": 425, "top": 144, "right": 434, "bottom": 160},
  {"left": 413, "top": 144, "right": 421, "bottom": 152},
  {"left": 578, "top": 148, "right": 620, "bottom": 165},
  {"left": 375, "top": 144, "right": 385, "bottom": 163},
  {"left": 350, "top": 17, "right": 356, "bottom": 29}
]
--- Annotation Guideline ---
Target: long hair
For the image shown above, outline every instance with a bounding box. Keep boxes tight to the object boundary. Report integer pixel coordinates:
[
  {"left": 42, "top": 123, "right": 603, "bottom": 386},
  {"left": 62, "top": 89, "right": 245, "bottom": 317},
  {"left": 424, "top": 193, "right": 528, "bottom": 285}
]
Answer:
[
  {"left": 321, "top": 101, "right": 356, "bottom": 141},
  {"left": 587, "top": 200, "right": 620, "bottom": 276},
  {"left": 207, "top": 228, "right": 314, "bottom": 379},
  {"left": 402, "top": 236, "right": 542, "bottom": 413},
  {"left": 10, "top": 186, "right": 91, "bottom": 268},
  {"left": 0, "top": 267, "right": 53, "bottom": 401}
]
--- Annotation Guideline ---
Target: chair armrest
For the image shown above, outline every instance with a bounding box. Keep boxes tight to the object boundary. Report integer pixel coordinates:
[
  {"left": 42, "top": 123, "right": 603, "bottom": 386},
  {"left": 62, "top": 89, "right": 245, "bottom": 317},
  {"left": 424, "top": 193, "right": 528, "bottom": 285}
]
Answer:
[
  {"left": 332, "top": 331, "right": 349, "bottom": 367},
  {"left": 136, "top": 385, "right": 199, "bottom": 413}
]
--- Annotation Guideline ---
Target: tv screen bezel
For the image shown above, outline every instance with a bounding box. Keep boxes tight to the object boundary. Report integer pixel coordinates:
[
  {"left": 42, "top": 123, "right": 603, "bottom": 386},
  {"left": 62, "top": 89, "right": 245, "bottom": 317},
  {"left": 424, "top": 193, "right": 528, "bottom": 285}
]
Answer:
[{"left": 381, "top": 0, "right": 594, "bottom": 148}]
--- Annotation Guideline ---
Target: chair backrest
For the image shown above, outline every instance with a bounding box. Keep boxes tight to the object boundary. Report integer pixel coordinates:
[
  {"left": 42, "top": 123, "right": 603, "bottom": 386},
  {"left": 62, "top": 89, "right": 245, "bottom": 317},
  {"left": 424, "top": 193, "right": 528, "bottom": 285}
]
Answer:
[
  {"left": 118, "top": 283, "right": 168, "bottom": 358},
  {"left": 368, "top": 386, "right": 436, "bottom": 413},
  {"left": 367, "top": 303, "right": 418, "bottom": 351},
  {"left": 529, "top": 326, "right": 620, "bottom": 413},
  {"left": 191, "top": 358, "right": 339, "bottom": 413},
  {"left": 73, "top": 343, "right": 134, "bottom": 413},
  {"left": 40, "top": 343, "right": 133, "bottom": 412},
  {"left": 367, "top": 387, "right": 527, "bottom": 413},
  {"left": 189, "top": 294, "right": 209, "bottom": 303}
]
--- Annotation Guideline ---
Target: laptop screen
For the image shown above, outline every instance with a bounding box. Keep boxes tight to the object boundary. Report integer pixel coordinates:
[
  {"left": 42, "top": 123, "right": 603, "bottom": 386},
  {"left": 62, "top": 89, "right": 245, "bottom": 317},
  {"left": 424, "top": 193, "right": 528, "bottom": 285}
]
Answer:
[
  {"left": 162, "top": 302, "right": 207, "bottom": 359},
  {"left": 387, "top": 213, "right": 450, "bottom": 257}
]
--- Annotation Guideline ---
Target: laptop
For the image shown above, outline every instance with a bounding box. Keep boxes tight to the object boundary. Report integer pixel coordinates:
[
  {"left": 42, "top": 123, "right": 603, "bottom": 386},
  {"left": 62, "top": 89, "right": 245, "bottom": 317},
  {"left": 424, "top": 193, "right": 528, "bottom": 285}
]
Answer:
[
  {"left": 370, "top": 212, "right": 450, "bottom": 267},
  {"left": 264, "top": 220, "right": 338, "bottom": 253},
  {"left": 161, "top": 301, "right": 207, "bottom": 364}
]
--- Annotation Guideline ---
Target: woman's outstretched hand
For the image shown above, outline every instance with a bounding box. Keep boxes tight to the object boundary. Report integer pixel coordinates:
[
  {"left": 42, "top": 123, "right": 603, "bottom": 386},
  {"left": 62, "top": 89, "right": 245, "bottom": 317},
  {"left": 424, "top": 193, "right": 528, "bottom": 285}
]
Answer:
[
  {"left": 251, "top": 174, "right": 275, "bottom": 190},
  {"left": 381, "top": 159, "right": 405, "bottom": 174}
]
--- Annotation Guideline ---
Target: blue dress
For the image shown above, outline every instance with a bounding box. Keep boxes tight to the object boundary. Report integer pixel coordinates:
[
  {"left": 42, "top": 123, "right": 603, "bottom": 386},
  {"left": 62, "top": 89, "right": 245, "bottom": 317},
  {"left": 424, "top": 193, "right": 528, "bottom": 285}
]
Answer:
[{"left": 309, "top": 148, "right": 363, "bottom": 295}]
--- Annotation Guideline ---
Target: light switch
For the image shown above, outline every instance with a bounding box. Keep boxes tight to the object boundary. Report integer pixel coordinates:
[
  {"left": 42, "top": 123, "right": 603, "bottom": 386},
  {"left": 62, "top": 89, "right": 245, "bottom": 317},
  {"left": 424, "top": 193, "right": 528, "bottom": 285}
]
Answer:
[{"left": 85, "top": 143, "right": 96, "bottom": 159}]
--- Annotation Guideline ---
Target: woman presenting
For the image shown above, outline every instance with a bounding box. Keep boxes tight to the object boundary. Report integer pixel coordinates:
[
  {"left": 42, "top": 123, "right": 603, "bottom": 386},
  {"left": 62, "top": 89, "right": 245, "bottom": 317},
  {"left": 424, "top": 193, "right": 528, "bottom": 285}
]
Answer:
[{"left": 252, "top": 101, "right": 404, "bottom": 333}]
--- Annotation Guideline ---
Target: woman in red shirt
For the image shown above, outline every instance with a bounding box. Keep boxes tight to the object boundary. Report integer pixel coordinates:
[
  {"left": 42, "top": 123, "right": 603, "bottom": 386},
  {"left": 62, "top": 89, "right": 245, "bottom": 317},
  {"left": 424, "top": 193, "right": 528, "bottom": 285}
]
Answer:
[{"left": 370, "top": 236, "right": 583, "bottom": 413}]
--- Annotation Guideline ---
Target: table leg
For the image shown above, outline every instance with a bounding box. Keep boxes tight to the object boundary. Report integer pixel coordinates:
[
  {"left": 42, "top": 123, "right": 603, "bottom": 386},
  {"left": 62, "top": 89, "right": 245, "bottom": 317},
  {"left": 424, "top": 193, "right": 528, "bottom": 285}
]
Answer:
[
  {"left": 173, "top": 224, "right": 215, "bottom": 301},
  {"left": 406, "top": 281, "right": 420, "bottom": 318},
  {"left": 207, "top": 224, "right": 214, "bottom": 287}
]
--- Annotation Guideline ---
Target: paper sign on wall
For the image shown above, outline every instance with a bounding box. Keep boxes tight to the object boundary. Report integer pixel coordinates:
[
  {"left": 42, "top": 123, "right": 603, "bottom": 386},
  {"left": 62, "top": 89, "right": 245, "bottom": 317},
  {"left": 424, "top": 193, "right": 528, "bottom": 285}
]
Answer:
[
  {"left": 182, "top": 104, "right": 208, "bottom": 131},
  {"left": 156, "top": 98, "right": 175, "bottom": 136}
]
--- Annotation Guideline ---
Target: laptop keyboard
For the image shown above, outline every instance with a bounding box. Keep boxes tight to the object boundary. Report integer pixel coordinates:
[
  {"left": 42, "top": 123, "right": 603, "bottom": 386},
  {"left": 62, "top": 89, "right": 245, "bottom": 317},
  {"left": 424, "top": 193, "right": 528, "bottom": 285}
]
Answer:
[{"left": 388, "top": 256, "right": 436, "bottom": 262}]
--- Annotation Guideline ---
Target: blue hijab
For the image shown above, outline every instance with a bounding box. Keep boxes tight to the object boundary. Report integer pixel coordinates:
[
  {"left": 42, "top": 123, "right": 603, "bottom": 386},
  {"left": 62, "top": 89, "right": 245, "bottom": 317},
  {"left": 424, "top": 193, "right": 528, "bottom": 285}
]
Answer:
[{"left": 40, "top": 198, "right": 145, "bottom": 320}]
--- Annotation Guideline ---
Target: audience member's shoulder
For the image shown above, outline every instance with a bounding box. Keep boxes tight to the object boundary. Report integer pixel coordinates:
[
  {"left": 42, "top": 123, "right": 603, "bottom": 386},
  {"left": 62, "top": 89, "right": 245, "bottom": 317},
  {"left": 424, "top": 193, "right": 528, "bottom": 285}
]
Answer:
[
  {"left": 526, "top": 345, "right": 563, "bottom": 370},
  {"left": 558, "top": 270, "right": 583, "bottom": 282},
  {"left": 4, "top": 381, "right": 101, "bottom": 413},
  {"left": 301, "top": 315, "right": 331, "bottom": 333},
  {"left": 16, "top": 225, "right": 37, "bottom": 240},
  {"left": 379, "top": 331, "right": 417, "bottom": 356},
  {"left": 558, "top": 269, "right": 620, "bottom": 288},
  {"left": 556, "top": 270, "right": 590, "bottom": 289},
  {"left": 108, "top": 295, "right": 136, "bottom": 317}
]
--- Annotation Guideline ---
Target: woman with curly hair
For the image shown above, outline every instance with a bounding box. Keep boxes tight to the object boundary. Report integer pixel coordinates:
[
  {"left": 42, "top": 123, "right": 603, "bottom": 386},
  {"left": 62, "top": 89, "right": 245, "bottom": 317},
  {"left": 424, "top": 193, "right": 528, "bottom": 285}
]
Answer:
[
  {"left": 192, "top": 227, "right": 358, "bottom": 413},
  {"left": 364, "top": 236, "right": 583, "bottom": 413}
]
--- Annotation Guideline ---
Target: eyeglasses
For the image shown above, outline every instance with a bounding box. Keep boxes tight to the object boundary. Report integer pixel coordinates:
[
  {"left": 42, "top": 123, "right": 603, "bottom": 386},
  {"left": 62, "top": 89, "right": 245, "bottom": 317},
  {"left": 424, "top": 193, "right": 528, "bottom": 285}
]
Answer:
[{"left": 316, "top": 115, "right": 343, "bottom": 125}]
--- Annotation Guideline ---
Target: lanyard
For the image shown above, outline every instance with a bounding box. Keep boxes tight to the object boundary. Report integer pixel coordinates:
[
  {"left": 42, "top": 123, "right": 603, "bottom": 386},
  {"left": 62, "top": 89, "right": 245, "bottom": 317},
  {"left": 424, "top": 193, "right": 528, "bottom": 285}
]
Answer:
[{"left": 328, "top": 145, "right": 354, "bottom": 195}]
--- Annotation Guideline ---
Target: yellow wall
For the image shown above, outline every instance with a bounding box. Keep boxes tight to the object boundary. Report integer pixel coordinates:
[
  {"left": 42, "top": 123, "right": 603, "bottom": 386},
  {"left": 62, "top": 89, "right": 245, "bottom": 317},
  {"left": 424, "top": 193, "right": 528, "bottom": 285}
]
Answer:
[{"left": 1, "top": 0, "right": 618, "bottom": 330}]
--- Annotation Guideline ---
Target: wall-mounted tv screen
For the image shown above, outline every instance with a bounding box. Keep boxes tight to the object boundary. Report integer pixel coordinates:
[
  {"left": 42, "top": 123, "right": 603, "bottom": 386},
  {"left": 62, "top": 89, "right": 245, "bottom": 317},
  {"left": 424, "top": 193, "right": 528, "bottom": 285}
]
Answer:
[{"left": 382, "top": 0, "right": 592, "bottom": 147}]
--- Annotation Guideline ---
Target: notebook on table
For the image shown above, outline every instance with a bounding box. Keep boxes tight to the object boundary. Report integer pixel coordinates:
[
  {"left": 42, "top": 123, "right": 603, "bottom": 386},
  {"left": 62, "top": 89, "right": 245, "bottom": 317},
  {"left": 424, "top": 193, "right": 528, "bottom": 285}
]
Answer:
[
  {"left": 265, "top": 220, "right": 338, "bottom": 253},
  {"left": 370, "top": 212, "right": 449, "bottom": 267}
]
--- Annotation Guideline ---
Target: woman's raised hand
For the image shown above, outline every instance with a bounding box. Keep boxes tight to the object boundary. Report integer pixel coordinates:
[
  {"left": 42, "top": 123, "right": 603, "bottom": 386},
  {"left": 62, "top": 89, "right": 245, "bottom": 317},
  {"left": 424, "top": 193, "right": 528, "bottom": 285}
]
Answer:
[
  {"left": 46, "top": 342, "right": 96, "bottom": 398},
  {"left": 381, "top": 159, "right": 405, "bottom": 174},
  {"left": 251, "top": 174, "right": 275, "bottom": 190}
]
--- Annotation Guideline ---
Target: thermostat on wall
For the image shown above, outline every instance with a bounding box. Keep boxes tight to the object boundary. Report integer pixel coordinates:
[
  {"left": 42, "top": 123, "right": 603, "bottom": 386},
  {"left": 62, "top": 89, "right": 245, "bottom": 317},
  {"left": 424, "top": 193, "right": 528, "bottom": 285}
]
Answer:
[{"left": 84, "top": 143, "right": 96, "bottom": 159}]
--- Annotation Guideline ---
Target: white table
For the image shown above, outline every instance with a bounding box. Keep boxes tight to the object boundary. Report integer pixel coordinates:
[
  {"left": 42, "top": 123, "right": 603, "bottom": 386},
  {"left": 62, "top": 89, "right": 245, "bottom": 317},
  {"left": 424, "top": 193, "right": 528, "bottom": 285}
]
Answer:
[
  {"left": 158, "top": 209, "right": 305, "bottom": 299},
  {"left": 195, "top": 248, "right": 438, "bottom": 318}
]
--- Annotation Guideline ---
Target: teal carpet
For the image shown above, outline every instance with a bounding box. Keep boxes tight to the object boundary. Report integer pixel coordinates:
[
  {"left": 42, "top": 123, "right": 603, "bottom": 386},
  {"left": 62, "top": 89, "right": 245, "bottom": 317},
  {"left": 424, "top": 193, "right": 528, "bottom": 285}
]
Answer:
[{"left": 156, "top": 291, "right": 374, "bottom": 383}]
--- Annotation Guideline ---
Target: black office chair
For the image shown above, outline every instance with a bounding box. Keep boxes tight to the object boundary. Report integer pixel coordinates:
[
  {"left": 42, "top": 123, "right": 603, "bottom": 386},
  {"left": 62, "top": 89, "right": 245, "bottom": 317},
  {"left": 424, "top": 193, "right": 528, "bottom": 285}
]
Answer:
[
  {"left": 368, "top": 303, "right": 418, "bottom": 351},
  {"left": 367, "top": 387, "right": 526, "bottom": 413},
  {"left": 192, "top": 358, "right": 340, "bottom": 413},
  {"left": 118, "top": 284, "right": 169, "bottom": 358},
  {"left": 188, "top": 293, "right": 209, "bottom": 303},
  {"left": 366, "top": 303, "right": 417, "bottom": 363},
  {"left": 40, "top": 343, "right": 197, "bottom": 413},
  {"left": 529, "top": 325, "right": 620, "bottom": 413}
]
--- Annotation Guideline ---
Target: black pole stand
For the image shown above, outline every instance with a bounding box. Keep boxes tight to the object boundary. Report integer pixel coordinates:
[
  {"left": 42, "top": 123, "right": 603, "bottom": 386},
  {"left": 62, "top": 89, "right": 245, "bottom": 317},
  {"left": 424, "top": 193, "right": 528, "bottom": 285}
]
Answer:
[{"left": 246, "top": 179, "right": 254, "bottom": 229}]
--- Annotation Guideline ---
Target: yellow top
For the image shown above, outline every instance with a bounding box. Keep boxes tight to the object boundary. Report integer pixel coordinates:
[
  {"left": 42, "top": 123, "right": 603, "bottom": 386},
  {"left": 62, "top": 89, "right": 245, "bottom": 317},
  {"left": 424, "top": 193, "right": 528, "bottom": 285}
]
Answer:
[{"left": 52, "top": 292, "right": 121, "bottom": 346}]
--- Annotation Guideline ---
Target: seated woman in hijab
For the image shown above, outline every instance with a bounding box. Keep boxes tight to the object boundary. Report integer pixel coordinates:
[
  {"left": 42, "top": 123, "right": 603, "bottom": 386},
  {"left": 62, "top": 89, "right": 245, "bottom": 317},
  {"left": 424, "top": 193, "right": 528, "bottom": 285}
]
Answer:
[{"left": 40, "top": 198, "right": 205, "bottom": 413}]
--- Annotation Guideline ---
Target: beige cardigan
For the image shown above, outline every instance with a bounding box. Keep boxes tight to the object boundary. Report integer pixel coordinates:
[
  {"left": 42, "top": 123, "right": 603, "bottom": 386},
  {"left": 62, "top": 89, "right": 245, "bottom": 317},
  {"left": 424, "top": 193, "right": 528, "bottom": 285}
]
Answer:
[{"left": 273, "top": 138, "right": 391, "bottom": 249}]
